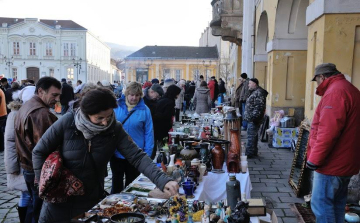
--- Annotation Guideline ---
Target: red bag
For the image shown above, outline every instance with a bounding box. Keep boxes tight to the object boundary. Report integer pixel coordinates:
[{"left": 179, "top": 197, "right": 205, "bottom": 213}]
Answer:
[{"left": 39, "top": 151, "right": 85, "bottom": 203}]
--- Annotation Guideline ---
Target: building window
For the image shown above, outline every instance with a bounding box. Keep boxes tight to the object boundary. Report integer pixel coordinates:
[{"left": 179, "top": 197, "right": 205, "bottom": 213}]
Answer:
[
  {"left": 12, "top": 68, "right": 17, "bottom": 80},
  {"left": 70, "top": 43, "right": 76, "bottom": 57},
  {"left": 163, "top": 69, "right": 170, "bottom": 79},
  {"left": 64, "top": 43, "right": 69, "bottom": 56},
  {"left": 30, "top": 42, "right": 36, "bottom": 55},
  {"left": 13, "top": 42, "right": 20, "bottom": 55},
  {"left": 46, "top": 43, "right": 53, "bottom": 56},
  {"left": 175, "top": 69, "right": 181, "bottom": 81},
  {"left": 67, "top": 68, "right": 74, "bottom": 80},
  {"left": 49, "top": 68, "right": 54, "bottom": 77}
]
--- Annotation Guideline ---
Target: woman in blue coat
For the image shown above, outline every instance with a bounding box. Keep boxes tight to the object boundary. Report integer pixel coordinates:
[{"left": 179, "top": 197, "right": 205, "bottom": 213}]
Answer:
[{"left": 111, "top": 82, "right": 154, "bottom": 193}]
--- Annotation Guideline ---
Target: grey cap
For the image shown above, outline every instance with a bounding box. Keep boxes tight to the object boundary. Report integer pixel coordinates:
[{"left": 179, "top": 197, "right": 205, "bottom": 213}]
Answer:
[
  {"left": 150, "top": 83, "right": 164, "bottom": 97},
  {"left": 312, "top": 63, "right": 340, "bottom": 81}
]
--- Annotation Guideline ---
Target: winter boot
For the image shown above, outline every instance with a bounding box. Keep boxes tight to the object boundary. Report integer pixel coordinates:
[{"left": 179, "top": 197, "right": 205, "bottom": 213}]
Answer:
[{"left": 17, "top": 206, "right": 27, "bottom": 223}]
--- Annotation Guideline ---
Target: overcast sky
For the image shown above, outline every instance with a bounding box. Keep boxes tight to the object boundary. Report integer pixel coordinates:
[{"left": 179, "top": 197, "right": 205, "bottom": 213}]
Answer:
[{"left": 0, "top": 0, "right": 212, "bottom": 48}]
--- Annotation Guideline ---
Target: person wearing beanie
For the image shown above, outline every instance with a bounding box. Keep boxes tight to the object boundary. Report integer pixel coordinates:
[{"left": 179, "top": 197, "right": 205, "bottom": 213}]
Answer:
[
  {"left": 143, "top": 83, "right": 164, "bottom": 118},
  {"left": 175, "top": 79, "right": 186, "bottom": 121},
  {"left": 60, "top": 78, "right": 74, "bottom": 115},
  {"left": 233, "top": 73, "right": 250, "bottom": 130},
  {"left": 153, "top": 85, "right": 181, "bottom": 142},
  {"left": 151, "top": 78, "right": 160, "bottom": 84},
  {"left": 207, "top": 76, "right": 219, "bottom": 108},
  {"left": 196, "top": 75, "right": 204, "bottom": 89},
  {"left": 243, "top": 77, "right": 268, "bottom": 158},
  {"left": 111, "top": 82, "right": 155, "bottom": 193},
  {"left": 163, "top": 78, "right": 175, "bottom": 93}
]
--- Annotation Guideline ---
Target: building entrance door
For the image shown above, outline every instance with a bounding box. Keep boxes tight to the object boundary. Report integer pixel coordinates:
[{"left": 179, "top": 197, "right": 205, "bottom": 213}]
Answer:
[
  {"left": 136, "top": 68, "right": 148, "bottom": 83},
  {"left": 27, "top": 67, "right": 40, "bottom": 82}
]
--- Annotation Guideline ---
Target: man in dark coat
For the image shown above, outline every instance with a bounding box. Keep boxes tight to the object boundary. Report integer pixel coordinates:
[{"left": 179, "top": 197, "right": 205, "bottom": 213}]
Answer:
[
  {"left": 60, "top": 78, "right": 74, "bottom": 115},
  {"left": 219, "top": 78, "right": 226, "bottom": 95},
  {"left": 15, "top": 77, "right": 61, "bottom": 222},
  {"left": 153, "top": 85, "right": 181, "bottom": 141},
  {"left": 143, "top": 84, "right": 164, "bottom": 118},
  {"left": 243, "top": 78, "right": 268, "bottom": 158}
]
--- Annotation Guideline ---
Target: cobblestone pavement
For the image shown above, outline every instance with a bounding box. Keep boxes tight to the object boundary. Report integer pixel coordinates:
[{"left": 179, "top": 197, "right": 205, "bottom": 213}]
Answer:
[
  {"left": 0, "top": 131, "right": 303, "bottom": 222},
  {"left": 242, "top": 131, "right": 304, "bottom": 223}
]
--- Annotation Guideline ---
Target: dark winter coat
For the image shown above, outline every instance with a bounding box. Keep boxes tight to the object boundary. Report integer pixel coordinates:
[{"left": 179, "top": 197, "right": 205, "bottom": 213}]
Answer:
[
  {"left": 143, "top": 87, "right": 157, "bottom": 117},
  {"left": 244, "top": 86, "right": 268, "bottom": 124},
  {"left": 185, "top": 84, "right": 196, "bottom": 103},
  {"left": 153, "top": 97, "right": 175, "bottom": 140},
  {"left": 32, "top": 112, "right": 171, "bottom": 222},
  {"left": 193, "top": 87, "right": 211, "bottom": 114},
  {"left": 60, "top": 83, "right": 74, "bottom": 106},
  {"left": 219, "top": 80, "right": 226, "bottom": 94}
]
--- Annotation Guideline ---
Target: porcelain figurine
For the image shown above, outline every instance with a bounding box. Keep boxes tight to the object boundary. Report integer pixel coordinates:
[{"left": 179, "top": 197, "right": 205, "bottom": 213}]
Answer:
[
  {"left": 224, "top": 207, "right": 231, "bottom": 223},
  {"left": 171, "top": 214, "right": 179, "bottom": 223}
]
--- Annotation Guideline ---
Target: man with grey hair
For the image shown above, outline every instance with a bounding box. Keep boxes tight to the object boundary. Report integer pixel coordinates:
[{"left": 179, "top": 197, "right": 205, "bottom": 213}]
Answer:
[{"left": 307, "top": 63, "right": 360, "bottom": 222}]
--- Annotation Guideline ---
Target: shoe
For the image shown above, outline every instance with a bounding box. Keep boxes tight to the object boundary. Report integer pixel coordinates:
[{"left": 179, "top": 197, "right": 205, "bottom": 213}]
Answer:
[{"left": 246, "top": 154, "right": 258, "bottom": 159}]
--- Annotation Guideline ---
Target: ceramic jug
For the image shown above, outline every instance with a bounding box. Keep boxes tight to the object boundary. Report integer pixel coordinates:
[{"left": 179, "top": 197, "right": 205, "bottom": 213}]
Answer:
[
  {"left": 226, "top": 175, "right": 241, "bottom": 211},
  {"left": 180, "top": 141, "right": 198, "bottom": 161},
  {"left": 211, "top": 142, "right": 225, "bottom": 170}
]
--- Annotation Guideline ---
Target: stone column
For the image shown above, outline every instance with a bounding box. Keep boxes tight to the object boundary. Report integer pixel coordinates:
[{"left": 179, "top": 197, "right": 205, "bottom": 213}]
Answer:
[{"left": 304, "top": 0, "right": 360, "bottom": 120}]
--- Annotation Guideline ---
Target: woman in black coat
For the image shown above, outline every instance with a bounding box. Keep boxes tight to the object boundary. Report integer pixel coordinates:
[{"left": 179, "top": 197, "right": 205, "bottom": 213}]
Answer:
[
  {"left": 32, "top": 88, "right": 178, "bottom": 222},
  {"left": 153, "top": 85, "right": 181, "bottom": 141}
]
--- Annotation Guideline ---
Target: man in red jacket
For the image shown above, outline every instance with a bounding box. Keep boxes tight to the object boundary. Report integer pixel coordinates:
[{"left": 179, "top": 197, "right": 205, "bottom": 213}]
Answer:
[{"left": 307, "top": 63, "right": 360, "bottom": 223}]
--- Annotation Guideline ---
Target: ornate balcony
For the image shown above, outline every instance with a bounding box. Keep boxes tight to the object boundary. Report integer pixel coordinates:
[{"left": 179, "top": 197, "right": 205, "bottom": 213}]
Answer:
[{"left": 210, "top": 0, "right": 243, "bottom": 45}]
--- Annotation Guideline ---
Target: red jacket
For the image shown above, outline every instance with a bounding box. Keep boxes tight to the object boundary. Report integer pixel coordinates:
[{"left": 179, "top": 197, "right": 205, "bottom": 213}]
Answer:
[
  {"left": 208, "top": 80, "right": 215, "bottom": 100},
  {"left": 307, "top": 74, "right": 360, "bottom": 176}
]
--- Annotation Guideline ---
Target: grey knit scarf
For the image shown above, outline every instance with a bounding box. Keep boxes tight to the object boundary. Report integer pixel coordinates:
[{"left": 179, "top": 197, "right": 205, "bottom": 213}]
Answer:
[{"left": 74, "top": 108, "right": 115, "bottom": 140}]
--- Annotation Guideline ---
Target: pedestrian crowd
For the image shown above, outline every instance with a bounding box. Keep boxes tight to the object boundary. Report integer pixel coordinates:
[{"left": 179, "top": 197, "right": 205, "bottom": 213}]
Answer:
[{"left": 1, "top": 62, "right": 360, "bottom": 223}]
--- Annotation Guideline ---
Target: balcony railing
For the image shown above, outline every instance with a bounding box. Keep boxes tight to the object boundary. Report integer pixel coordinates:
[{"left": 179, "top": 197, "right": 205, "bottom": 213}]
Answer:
[{"left": 210, "top": 0, "right": 243, "bottom": 45}]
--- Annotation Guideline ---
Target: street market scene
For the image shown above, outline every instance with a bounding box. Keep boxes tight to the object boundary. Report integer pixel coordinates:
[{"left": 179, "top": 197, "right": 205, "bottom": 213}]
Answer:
[{"left": 1, "top": 0, "right": 360, "bottom": 223}]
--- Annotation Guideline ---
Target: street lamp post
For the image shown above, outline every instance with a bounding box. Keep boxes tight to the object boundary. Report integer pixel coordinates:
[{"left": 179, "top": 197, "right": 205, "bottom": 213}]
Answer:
[
  {"left": 4, "top": 56, "right": 14, "bottom": 77},
  {"left": 202, "top": 60, "right": 212, "bottom": 81},
  {"left": 73, "top": 58, "right": 82, "bottom": 81},
  {"left": 144, "top": 58, "right": 153, "bottom": 82}
]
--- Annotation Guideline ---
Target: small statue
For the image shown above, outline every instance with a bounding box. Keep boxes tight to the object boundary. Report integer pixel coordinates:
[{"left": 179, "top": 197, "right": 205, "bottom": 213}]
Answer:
[
  {"left": 215, "top": 201, "right": 225, "bottom": 219},
  {"left": 171, "top": 214, "right": 179, "bottom": 223},
  {"left": 227, "top": 201, "right": 250, "bottom": 223},
  {"left": 224, "top": 207, "right": 231, "bottom": 223}
]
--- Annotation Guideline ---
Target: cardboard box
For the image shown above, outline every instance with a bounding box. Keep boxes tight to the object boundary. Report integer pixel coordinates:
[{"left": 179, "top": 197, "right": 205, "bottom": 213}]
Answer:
[
  {"left": 247, "top": 198, "right": 267, "bottom": 216},
  {"left": 259, "top": 209, "right": 278, "bottom": 223},
  {"left": 273, "top": 127, "right": 297, "bottom": 138},
  {"left": 272, "top": 136, "right": 292, "bottom": 148}
]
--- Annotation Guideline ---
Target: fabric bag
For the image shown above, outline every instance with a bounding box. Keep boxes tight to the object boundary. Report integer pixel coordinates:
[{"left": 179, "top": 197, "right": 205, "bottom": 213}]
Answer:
[{"left": 39, "top": 151, "right": 85, "bottom": 203}]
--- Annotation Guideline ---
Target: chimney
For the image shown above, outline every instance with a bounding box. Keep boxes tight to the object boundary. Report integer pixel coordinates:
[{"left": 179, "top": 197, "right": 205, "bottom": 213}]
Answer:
[{"left": 2, "top": 23, "right": 7, "bottom": 28}]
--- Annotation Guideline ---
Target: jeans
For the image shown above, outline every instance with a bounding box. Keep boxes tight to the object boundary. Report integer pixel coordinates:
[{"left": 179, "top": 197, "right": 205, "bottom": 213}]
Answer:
[
  {"left": 241, "top": 103, "right": 248, "bottom": 130},
  {"left": 311, "top": 171, "right": 351, "bottom": 223},
  {"left": 23, "top": 170, "right": 43, "bottom": 223},
  {"left": 19, "top": 191, "right": 31, "bottom": 207},
  {"left": 246, "top": 122, "right": 260, "bottom": 156},
  {"left": 110, "top": 156, "right": 140, "bottom": 194}
]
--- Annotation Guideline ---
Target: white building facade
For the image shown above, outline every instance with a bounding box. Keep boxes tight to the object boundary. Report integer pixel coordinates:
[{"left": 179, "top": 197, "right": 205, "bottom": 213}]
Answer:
[{"left": 0, "top": 17, "right": 111, "bottom": 84}]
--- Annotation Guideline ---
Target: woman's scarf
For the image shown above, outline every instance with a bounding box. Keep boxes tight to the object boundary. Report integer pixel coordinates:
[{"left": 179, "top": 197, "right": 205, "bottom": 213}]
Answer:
[
  {"left": 125, "top": 98, "right": 136, "bottom": 112},
  {"left": 74, "top": 108, "right": 115, "bottom": 140}
]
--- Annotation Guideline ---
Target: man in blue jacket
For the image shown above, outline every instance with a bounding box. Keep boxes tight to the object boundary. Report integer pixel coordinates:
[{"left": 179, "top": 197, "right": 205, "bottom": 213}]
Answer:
[{"left": 111, "top": 82, "right": 154, "bottom": 193}]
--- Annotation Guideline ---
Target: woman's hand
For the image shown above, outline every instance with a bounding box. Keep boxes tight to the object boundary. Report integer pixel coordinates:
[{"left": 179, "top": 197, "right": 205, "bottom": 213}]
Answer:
[{"left": 163, "top": 181, "right": 179, "bottom": 196}]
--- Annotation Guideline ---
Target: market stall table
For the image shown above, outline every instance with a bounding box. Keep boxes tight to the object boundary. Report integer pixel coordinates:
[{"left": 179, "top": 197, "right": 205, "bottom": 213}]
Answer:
[{"left": 179, "top": 169, "right": 252, "bottom": 203}]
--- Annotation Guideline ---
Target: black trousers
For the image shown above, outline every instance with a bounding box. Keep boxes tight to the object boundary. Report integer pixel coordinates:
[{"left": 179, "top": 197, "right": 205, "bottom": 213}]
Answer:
[
  {"left": 0, "top": 115, "right": 7, "bottom": 152},
  {"left": 110, "top": 156, "right": 140, "bottom": 194},
  {"left": 175, "top": 108, "right": 180, "bottom": 122}
]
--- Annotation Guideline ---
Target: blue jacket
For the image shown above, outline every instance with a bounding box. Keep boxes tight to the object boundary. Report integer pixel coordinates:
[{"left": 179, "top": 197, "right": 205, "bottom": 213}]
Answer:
[{"left": 113, "top": 95, "right": 154, "bottom": 159}]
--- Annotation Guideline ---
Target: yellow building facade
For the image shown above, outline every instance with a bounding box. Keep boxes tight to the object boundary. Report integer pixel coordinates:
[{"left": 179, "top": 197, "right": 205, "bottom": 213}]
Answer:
[
  {"left": 252, "top": 0, "right": 360, "bottom": 122},
  {"left": 125, "top": 46, "right": 218, "bottom": 83}
]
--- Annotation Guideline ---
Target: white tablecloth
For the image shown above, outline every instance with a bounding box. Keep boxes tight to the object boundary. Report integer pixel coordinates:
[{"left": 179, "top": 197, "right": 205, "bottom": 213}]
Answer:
[{"left": 179, "top": 167, "right": 252, "bottom": 203}]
